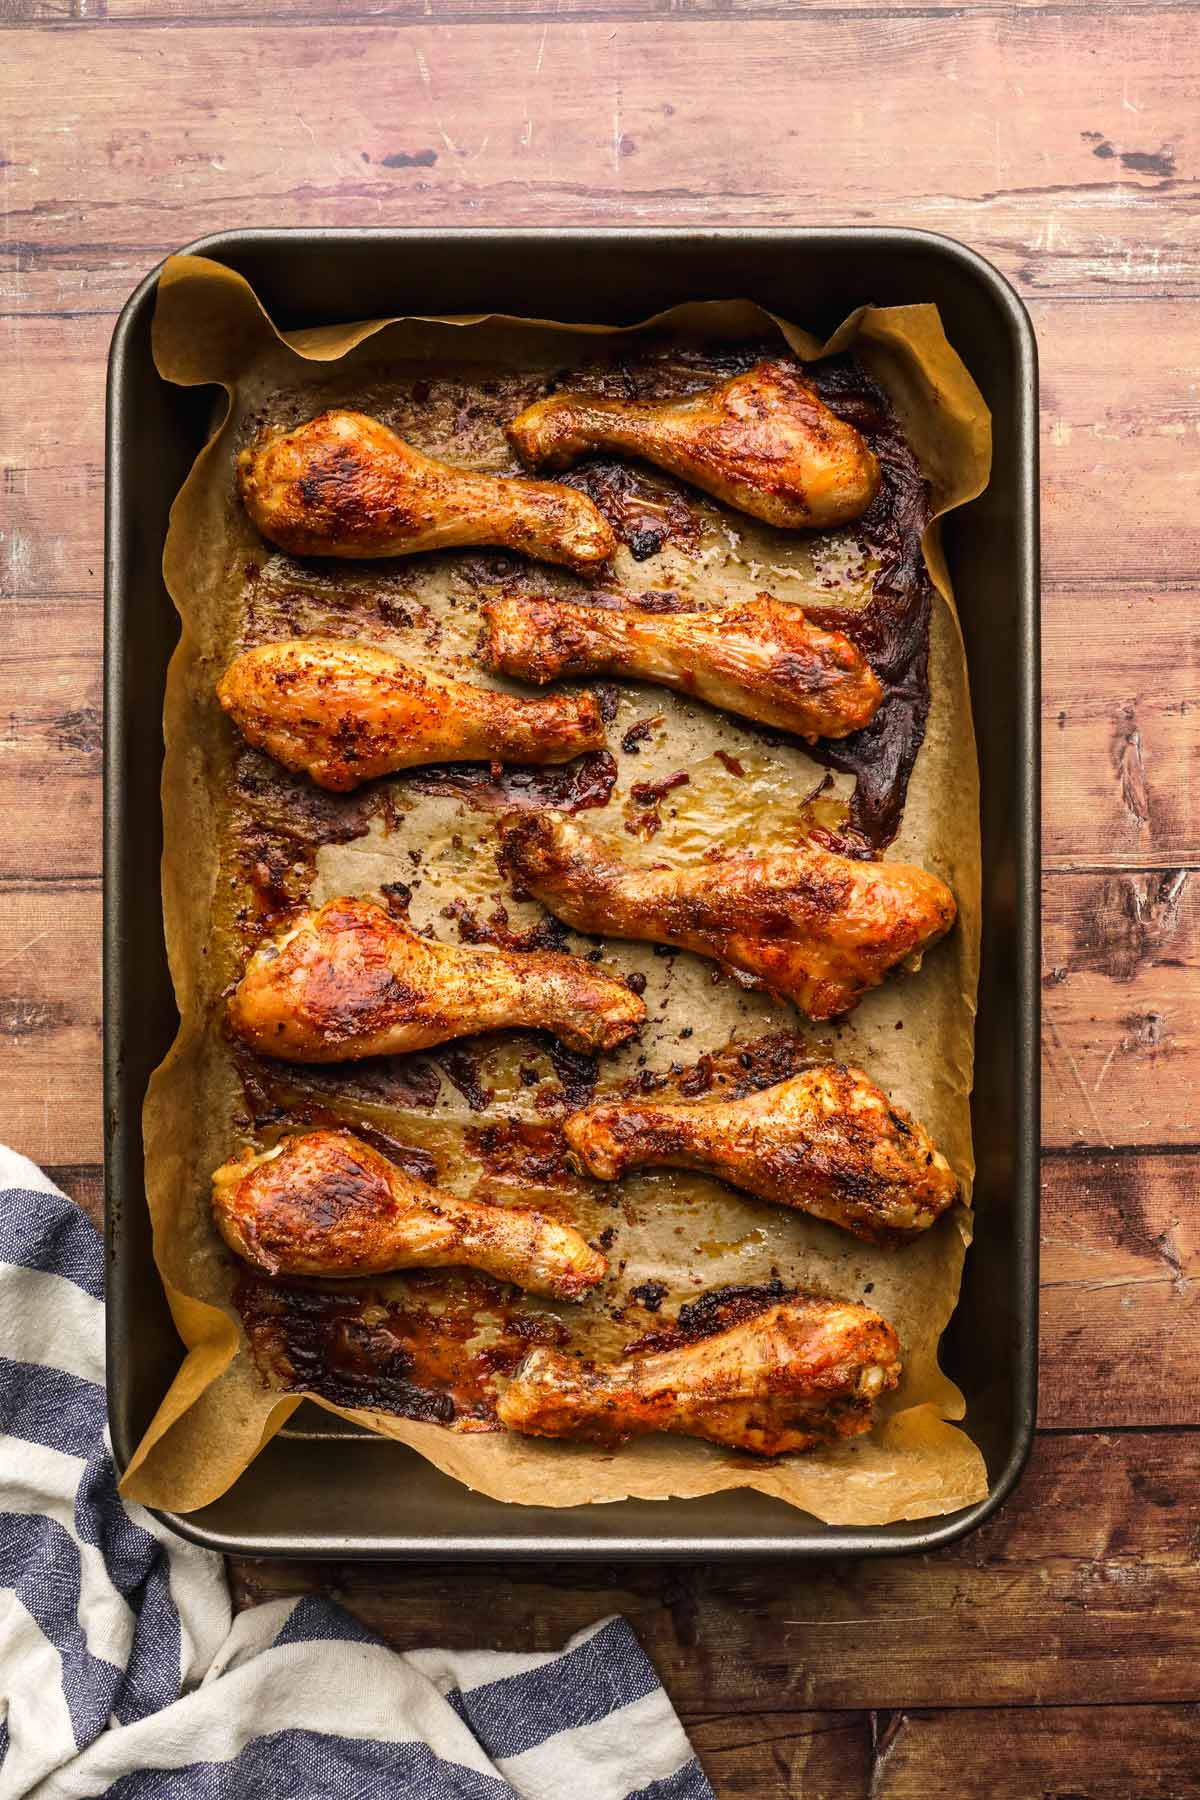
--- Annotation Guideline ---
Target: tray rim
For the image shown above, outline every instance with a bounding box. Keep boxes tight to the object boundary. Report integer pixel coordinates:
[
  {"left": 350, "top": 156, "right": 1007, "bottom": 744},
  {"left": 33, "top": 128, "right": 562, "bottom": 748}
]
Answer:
[{"left": 104, "top": 224, "right": 1040, "bottom": 1559}]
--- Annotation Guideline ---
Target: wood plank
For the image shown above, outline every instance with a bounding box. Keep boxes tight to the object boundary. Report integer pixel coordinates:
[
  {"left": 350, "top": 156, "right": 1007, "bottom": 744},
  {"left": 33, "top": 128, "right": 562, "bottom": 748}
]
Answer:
[
  {"left": 1043, "top": 871, "right": 1200, "bottom": 1149},
  {"left": 870, "top": 1704, "right": 1200, "bottom": 1800},
  {"left": 229, "top": 1430, "right": 1200, "bottom": 1708},
  {"left": 686, "top": 1703, "right": 1200, "bottom": 1800},
  {"left": 1040, "top": 1150, "right": 1200, "bottom": 1427},
  {"left": 0, "top": 882, "right": 100, "bottom": 1166},
  {"left": 686, "top": 1710, "right": 871, "bottom": 1799},
  {"left": 0, "top": 318, "right": 108, "bottom": 601},
  {"left": 1044, "top": 585, "right": 1200, "bottom": 869},
  {"left": 1, "top": 15, "right": 1198, "bottom": 316},
  {"left": 13, "top": 0, "right": 1200, "bottom": 20},
  {"left": 0, "top": 604, "right": 101, "bottom": 881}
]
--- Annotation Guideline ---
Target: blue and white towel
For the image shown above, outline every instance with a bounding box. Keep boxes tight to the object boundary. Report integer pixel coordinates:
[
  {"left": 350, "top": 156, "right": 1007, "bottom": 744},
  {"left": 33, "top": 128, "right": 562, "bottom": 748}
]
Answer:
[{"left": 0, "top": 1146, "right": 713, "bottom": 1800}]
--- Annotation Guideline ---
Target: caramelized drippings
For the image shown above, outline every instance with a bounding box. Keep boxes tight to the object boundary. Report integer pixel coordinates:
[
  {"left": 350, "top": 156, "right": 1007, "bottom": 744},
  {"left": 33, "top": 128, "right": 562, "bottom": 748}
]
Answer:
[
  {"left": 400, "top": 749, "right": 617, "bottom": 814},
  {"left": 235, "top": 1271, "right": 570, "bottom": 1425},
  {"left": 623, "top": 1278, "right": 793, "bottom": 1356},
  {"left": 799, "top": 358, "right": 935, "bottom": 850}
]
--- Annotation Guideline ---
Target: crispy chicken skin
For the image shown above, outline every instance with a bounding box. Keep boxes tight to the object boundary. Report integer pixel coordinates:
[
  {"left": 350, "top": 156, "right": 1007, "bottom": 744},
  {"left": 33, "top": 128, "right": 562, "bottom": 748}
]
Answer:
[
  {"left": 565, "top": 1065, "right": 957, "bottom": 1245},
  {"left": 501, "top": 812, "right": 956, "bottom": 1020},
  {"left": 217, "top": 637, "right": 605, "bottom": 792},
  {"left": 228, "top": 895, "right": 646, "bottom": 1062},
  {"left": 497, "top": 1293, "right": 901, "bottom": 1454},
  {"left": 507, "top": 359, "right": 881, "bottom": 531},
  {"left": 212, "top": 1130, "right": 608, "bottom": 1299},
  {"left": 481, "top": 592, "right": 882, "bottom": 742},
  {"left": 237, "top": 410, "right": 617, "bottom": 573}
]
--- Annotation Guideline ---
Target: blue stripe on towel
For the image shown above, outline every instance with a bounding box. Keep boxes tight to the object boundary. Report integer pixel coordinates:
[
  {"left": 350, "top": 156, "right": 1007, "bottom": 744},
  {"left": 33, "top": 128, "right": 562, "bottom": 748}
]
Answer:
[
  {"left": 0, "top": 1184, "right": 104, "bottom": 1299},
  {"left": 273, "top": 1594, "right": 385, "bottom": 1651},
  {"left": 627, "top": 1761, "right": 716, "bottom": 1800},
  {"left": 0, "top": 1511, "right": 123, "bottom": 1748},
  {"left": 0, "top": 1358, "right": 106, "bottom": 1460},
  {"left": 453, "top": 1618, "right": 661, "bottom": 1760},
  {"left": 101, "top": 1732, "right": 518, "bottom": 1799}
]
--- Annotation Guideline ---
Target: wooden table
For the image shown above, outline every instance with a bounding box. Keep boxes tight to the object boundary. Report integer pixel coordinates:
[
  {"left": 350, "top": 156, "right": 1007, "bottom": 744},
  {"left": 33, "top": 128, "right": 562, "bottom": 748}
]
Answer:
[{"left": 2, "top": 7, "right": 1197, "bottom": 1794}]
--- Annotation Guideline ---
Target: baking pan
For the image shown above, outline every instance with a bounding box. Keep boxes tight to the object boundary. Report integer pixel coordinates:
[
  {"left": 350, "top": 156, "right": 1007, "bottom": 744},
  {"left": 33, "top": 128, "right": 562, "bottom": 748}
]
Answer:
[{"left": 104, "top": 229, "right": 1039, "bottom": 1558}]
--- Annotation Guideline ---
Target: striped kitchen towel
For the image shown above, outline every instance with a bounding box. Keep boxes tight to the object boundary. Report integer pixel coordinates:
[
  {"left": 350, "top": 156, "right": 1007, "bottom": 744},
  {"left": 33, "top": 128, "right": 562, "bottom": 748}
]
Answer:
[{"left": 0, "top": 1145, "right": 714, "bottom": 1800}]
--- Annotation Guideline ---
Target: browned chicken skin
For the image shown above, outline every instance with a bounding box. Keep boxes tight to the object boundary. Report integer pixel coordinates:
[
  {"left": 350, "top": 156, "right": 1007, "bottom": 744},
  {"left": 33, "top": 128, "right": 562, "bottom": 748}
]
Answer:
[
  {"left": 217, "top": 637, "right": 605, "bottom": 792},
  {"left": 213, "top": 1130, "right": 608, "bottom": 1299},
  {"left": 238, "top": 410, "right": 617, "bottom": 572},
  {"left": 228, "top": 895, "right": 646, "bottom": 1062},
  {"left": 501, "top": 812, "right": 956, "bottom": 1020},
  {"left": 481, "top": 592, "right": 882, "bottom": 742},
  {"left": 497, "top": 1293, "right": 901, "bottom": 1454},
  {"left": 565, "top": 1065, "right": 957, "bottom": 1245},
  {"left": 507, "top": 359, "right": 881, "bottom": 531}
]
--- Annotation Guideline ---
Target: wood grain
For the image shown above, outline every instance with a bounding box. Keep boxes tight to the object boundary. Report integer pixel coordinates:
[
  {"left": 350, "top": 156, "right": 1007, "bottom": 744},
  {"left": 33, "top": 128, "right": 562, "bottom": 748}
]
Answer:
[
  {"left": 687, "top": 1712, "right": 871, "bottom": 1799},
  {"left": 866, "top": 1704, "right": 1200, "bottom": 1800},
  {"left": 686, "top": 1704, "right": 1200, "bottom": 1800},
  {"left": 16, "top": 0, "right": 1200, "bottom": 18},
  {"left": 1044, "top": 585, "right": 1200, "bottom": 869},
  {"left": 0, "top": 606, "right": 101, "bottom": 881},
  {"left": 1040, "top": 1149, "right": 1199, "bottom": 1426},
  {"left": 0, "top": 884, "right": 100, "bottom": 1165},
  {"left": 1043, "top": 871, "right": 1200, "bottom": 1149},
  {"left": 2, "top": 14, "right": 1198, "bottom": 317}
]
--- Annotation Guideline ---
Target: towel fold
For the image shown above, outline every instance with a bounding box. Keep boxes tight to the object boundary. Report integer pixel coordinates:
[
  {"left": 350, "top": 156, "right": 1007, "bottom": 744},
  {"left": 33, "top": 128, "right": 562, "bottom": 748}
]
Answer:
[{"left": 0, "top": 1146, "right": 713, "bottom": 1800}]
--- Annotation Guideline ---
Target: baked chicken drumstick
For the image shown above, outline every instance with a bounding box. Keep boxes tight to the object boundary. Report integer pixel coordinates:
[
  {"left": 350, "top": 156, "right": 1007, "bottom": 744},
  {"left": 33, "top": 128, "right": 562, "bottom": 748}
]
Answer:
[
  {"left": 498, "top": 1292, "right": 901, "bottom": 1454},
  {"left": 213, "top": 1130, "right": 607, "bottom": 1299},
  {"left": 507, "top": 358, "right": 881, "bottom": 531},
  {"left": 217, "top": 637, "right": 605, "bottom": 792},
  {"left": 481, "top": 592, "right": 882, "bottom": 742},
  {"left": 501, "top": 812, "right": 956, "bottom": 1020},
  {"left": 565, "top": 1065, "right": 956, "bottom": 1245},
  {"left": 229, "top": 895, "right": 646, "bottom": 1061},
  {"left": 238, "top": 410, "right": 617, "bottom": 573}
]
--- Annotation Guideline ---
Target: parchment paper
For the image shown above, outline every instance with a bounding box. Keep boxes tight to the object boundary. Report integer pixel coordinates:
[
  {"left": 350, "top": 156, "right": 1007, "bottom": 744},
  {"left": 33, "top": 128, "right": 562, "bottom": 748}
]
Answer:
[{"left": 119, "top": 254, "right": 990, "bottom": 1524}]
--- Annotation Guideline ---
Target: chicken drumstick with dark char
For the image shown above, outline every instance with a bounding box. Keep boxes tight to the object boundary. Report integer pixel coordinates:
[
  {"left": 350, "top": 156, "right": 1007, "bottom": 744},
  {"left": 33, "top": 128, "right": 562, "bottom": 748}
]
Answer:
[
  {"left": 213, "top": 1130, "right": 608, "bottom": 1300},
  {"left": 501, "top": 811, "right": 956, "bottom": 1021},
  {"left": 229, "top": 895, "right": 646, "bottom": 1062},
  {"left": 507, "top": 358, "right": 881, "bottom": 531},
  {"left": 565, "top": 1065, "right": 957, "bottom": 1246},
  {"left": 481, "top": 591, "right": 883, "bottom": 742},
  {"left": 238, "top": 409, "right": 617, "bottom": 572},
  {"left": 217, "top": 637, "right": 605, "bottom": 792},
  {"left": 498, "top": 1292, "right": 901, "bottom": 1455}
]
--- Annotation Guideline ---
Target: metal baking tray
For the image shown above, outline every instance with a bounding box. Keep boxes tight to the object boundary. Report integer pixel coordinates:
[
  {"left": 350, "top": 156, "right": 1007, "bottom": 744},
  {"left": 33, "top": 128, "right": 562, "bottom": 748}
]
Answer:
[{"left": 105, "top": 229, "right": 1039, "bottom": 1559}]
